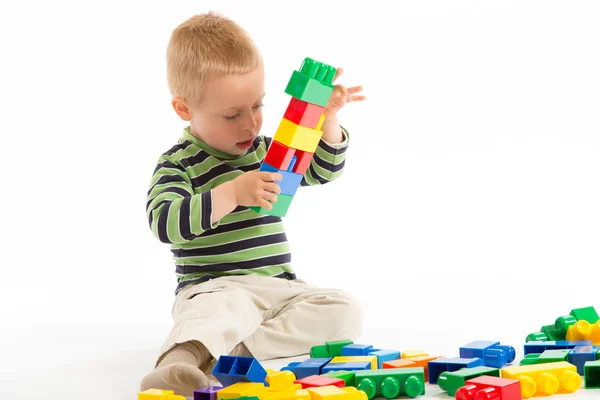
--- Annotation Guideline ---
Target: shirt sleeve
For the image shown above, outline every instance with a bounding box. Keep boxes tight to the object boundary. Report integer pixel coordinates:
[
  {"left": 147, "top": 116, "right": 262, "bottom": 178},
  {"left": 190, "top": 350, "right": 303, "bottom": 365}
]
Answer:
[
  {"left": 300, "top": 125, "right": 349, "bottom": 186},
  {"left": 146, "top": 156, "right": 217, "bottom": 244}
]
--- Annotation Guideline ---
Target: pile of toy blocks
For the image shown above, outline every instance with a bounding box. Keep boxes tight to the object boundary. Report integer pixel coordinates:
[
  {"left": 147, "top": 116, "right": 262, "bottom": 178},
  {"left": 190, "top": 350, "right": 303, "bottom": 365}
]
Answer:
[
  {"left": 526, "top": 306, "right": 600, "bottom": 344},
  {"left": 139, "top": 306, "right": 600, "bottom": 400},
  {"left": 249, "top": 57, "right": 336, "bottom": 217}
]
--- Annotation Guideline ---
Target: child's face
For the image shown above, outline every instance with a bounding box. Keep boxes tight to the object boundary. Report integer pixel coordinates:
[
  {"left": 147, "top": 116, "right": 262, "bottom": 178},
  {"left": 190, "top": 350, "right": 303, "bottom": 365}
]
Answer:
[{"left": 176, "top": 63, "right": 265, "bottom": 156}]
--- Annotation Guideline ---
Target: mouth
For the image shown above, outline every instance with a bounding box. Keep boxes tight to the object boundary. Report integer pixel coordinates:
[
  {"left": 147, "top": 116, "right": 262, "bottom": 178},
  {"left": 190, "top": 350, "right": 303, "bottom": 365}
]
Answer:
[{"left": 236, "top": 138, "right": 254, "bottom": 150}]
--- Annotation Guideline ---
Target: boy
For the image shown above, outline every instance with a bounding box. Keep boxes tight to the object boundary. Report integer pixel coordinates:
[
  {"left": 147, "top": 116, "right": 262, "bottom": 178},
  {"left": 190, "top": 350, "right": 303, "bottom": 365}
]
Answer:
[{"left": 141, "top": 12, "right": 366, "bottom": 396}]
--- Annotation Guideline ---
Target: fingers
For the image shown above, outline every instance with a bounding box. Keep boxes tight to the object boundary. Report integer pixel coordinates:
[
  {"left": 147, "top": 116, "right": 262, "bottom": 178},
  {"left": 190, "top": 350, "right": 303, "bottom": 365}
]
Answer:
[
  {"left": 263, "top": 190, "right": 279, "bottom": 204},
  {"left": 258, "top": 199, "right": 273, "bottom": 210},
  {"left": 332, "top": 67, "right": 343, "bottom": 83},
  {"left": 258, "top": 171, "right": 282, "bottom": 182},
  {"left": 346, "top": 85, "right": 363, "bottom": 95},
  {"left": 264, "top": 182, "right": 281, "bottom": 194},
  {"left": 347, "top": 95, "right": 367, "bottom": 102}
]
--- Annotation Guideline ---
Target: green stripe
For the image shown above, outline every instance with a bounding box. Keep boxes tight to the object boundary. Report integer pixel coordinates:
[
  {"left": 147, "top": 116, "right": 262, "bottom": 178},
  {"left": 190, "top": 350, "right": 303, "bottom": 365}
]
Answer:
[
  {"left": 177, "top": 243, "right": 291, "bottom": 263},
  {"left": 177, "top": 222, "right": 285, "bottom": 248}
]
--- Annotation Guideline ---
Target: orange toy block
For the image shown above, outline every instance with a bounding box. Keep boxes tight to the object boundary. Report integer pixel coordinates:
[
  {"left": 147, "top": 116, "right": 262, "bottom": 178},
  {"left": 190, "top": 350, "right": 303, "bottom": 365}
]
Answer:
[
  {"left": 382, "top": 356, "right": 440, "bottom": 381},
  {"left": 408, "top": 356, "right": 441, "bottom": 381},
  {"left": 382, "top": 359, "right": 417, "bottom": 369}
]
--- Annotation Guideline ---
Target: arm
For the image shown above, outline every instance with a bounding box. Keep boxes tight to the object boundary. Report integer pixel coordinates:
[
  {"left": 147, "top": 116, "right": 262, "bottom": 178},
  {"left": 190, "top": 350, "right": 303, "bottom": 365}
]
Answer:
[
  {"left": 301, "top": 66, "right": 365, "bottom": 186},
  {"left": 300, "top": 115, "right": 349, "bottom": 186},
  {"left": 146, "top": 156, "right": 238, "bottom": 244}
]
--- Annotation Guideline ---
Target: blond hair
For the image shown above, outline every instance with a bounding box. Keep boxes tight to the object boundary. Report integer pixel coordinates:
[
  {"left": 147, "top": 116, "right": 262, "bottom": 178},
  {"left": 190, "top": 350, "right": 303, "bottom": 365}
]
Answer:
[{"left": 166, "top": 12, "right": 262, "bottom": 103}]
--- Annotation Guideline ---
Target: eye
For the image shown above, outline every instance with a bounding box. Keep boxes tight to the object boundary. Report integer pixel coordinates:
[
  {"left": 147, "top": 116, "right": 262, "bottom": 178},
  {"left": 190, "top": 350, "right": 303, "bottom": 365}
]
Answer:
[
  {"left": 224, "top": 113, "right": 240, "bottom": 121},
  {"left": 253, "top": 103, "right": 264, "bottom": 109}
]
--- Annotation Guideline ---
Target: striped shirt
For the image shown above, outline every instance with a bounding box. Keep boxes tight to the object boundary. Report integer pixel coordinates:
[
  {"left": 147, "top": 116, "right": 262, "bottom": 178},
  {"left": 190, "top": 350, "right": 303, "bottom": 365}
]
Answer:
[{"left": 146, "top": 125, "right": 349, "bottom": 294}]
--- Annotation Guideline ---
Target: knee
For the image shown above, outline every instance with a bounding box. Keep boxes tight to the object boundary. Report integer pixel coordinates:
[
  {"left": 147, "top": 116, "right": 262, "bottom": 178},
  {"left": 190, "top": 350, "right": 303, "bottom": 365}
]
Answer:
[
  {"left": 309, "top": 289, "right": 364, "bottom": 342},
  {"left": 336, "top": 290, "right": 363, "bottom": 341}
]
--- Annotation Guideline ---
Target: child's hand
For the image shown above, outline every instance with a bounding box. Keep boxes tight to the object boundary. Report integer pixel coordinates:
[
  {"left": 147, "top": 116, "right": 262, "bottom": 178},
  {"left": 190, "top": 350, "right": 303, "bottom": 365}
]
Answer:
[
  {"left": 323, "top": 67, "right": 366, "bottom": 118},
  {"left": 231, "top": 171, "right": 282, "bottom": 210}
]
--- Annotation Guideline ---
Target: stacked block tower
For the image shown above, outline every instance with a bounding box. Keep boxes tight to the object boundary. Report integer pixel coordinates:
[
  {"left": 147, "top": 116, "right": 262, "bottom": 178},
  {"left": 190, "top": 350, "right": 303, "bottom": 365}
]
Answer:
[{"left": 249, "top": 57, "right": 336, "bottom": 217}]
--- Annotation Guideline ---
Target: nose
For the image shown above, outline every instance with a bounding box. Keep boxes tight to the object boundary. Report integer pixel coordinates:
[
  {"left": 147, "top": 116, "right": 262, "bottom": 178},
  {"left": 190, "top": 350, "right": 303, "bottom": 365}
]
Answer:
[{"left": 243, "top": 110, "right": 258, "bottom": 132}]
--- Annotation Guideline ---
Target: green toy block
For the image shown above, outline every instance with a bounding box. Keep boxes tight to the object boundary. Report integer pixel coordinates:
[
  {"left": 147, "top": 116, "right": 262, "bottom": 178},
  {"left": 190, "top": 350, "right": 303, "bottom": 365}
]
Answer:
[
  {"left": 520, "top": 354, "right": 541, "bottom": 366},
  {"left": 526, "top": 332, "right": 548, "bottom": 342},
  {"left": 249, "top": 194, "right": 293, "bottom": 217},
  {"left": 284, "top": 57, "right": 336, "bottom": 107},
  {"left": 584, "top": 360, "right": 600, "bottom": 388},
  {"left": 571, "top": 306, "right": 600, "bottom": 323},
  {"left": 322, "top": 370, "right": 356, "bottom": 387},
  {"left": 556, "top": 307, "right": 600, "bottom": 335},
  {"left": 542, "top": 324, "right": 565, "bottom": 341},
  {"left": 539, "top": 349, "right": 570, "bottom": 363},
  {"left": 438, "top": 366, "right": 500, "bottom": 396},
  {"left": 519, "top": 350, "right": 570, "bottom": 366},
  {"left": 555, "top": 315, "right": 577, "bottom": 335},
  {"left": 355, "top": 368, "right": 425, "bottom": 399},
  {"left": 310, "top": 345, "right": 330, "bottom": 358},
  {"left": 326, "top": 339, "right": 354, "bottom": 357},
  {"left": 597, "top": 348, "right": 600, "bottom": 360}
]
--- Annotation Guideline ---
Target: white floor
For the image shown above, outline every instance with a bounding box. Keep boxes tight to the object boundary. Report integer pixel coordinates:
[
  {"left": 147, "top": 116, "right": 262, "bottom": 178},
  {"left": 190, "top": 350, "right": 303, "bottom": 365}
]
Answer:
[{"left": 5, "top": 343, "right": 597, "bottom": 400}]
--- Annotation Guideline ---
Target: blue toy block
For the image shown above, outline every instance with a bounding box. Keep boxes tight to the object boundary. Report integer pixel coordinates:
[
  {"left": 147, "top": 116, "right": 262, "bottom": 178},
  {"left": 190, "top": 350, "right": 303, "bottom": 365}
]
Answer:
[
  {"left": 287, "top": 155, "right": 297, "bottom": 172},
  {"left": 342, "top": 344, "right": 374, "bottom": 356},
  {"left": 259, "top": 162, "right": 303, "bottom": 196},
  {"left": 524, "top": 340, "right": 592, "bottom": 355},
  {"left": 283, "top": 358, "right": 332, "bottom": 379},
  {"left": 321, "top": 361, "right": 372, "bottom": 373},
  {"left": 368, "top": 349, "right": 402, "bottom": 369},
  {"left": 460, "top": 341, "right": 516, "bottom": 368},
  {"left": 212, "top": 356, "right": 267, "bottom": 386},
  {"left": 428, "top": 357, "right": 485, "bottom": 384},
  {"left": 281, "top": 361, "right": 301, "bottom": 373},
  {"left": 569, "top": 346, "right": 598, "bottom": 375}
]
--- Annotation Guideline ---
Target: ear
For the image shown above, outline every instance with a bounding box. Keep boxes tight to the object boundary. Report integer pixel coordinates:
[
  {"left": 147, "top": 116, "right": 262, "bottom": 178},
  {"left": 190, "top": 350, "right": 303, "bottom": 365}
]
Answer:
[{"left": 171, "top": 97, "right": 192, "bottom": 121}]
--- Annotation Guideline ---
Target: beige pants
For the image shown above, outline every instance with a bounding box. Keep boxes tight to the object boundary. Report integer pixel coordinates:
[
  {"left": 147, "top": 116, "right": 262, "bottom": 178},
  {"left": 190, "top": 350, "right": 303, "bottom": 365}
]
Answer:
[{"left": 156, "top": 274, "right": 363, "bottom": 365}]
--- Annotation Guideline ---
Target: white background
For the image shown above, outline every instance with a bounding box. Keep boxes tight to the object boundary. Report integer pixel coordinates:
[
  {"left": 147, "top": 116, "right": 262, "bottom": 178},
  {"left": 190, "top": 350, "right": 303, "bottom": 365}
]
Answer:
[{"left": 1, "top": 0, "right": 599, "bottom": 399}]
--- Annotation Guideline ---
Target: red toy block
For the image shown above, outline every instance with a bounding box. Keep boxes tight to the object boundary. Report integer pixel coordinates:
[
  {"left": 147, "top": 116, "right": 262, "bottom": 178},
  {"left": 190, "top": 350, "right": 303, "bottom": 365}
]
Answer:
[
  {"left": 294, "top": 375, "right": 345, "bottom": 389},
  {"left": 283, "top": 97, "right": 325, "bottom": 130},
  {"left": 291, "top": 149, "right": 313, "bottom": 175},
  {"left": 456, "top": 376, "right": 520, "bottom": 400},
  {"left": 264, "top": 140, "right": 295, "bottom": 171}
]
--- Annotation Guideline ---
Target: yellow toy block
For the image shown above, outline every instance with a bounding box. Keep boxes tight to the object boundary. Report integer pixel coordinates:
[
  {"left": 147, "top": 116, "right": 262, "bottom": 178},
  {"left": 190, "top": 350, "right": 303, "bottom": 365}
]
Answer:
[
  {"left": 273, "top": 118, "right": 323, "bottom": 153},
  {"left": 138, "top": 389, "right": 186, "bottom": 400},
  {"left": 401, "top": 350, "right": 428, "bottom": 358},
  {"left": 330, "top": 356, "right": 377, "bottom": 370},
  {"left": 316, "top": 113, "right": 325, "bottom": 131},
  {"left": 262, "top": 389, "right": 311, "bottom": 400},
  {"left": 217, "top": 382, "right": 266, "bottom": 399},
  {"left": 307, "top": 386, "right": 367, "bottom": 400},
  {"left": 501, "top": 361, "right": 582, "bottom": 398},
  {"left": 591, "top": 321, "right": 600, "bottom": 345},
  {"left": 265, "top": 384, "right": 303, "bottom": 393},
  {"left": 566, "top": 320, "right": 600, "bottom": 344},
  {"left": 266, "top": 369, "right": 297, "bottom": 390}
]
